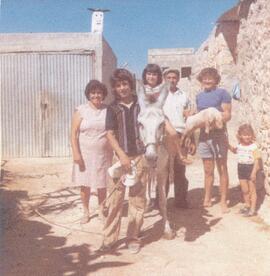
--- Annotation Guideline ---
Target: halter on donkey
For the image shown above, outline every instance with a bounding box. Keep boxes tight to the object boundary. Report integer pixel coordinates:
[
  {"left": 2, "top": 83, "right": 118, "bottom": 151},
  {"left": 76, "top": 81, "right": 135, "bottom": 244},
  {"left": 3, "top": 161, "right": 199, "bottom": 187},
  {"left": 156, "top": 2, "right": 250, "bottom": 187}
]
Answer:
[{"left": 136, "top": 82, "right": 176, "bottom": 239}]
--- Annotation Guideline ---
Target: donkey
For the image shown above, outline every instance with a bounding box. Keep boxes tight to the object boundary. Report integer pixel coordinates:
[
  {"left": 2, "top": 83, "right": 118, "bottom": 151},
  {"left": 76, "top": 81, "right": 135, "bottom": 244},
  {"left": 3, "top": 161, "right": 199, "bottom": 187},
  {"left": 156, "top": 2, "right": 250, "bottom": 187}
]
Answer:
[{"left": 137, "top": 82, "right": 176, "bottom": 239}]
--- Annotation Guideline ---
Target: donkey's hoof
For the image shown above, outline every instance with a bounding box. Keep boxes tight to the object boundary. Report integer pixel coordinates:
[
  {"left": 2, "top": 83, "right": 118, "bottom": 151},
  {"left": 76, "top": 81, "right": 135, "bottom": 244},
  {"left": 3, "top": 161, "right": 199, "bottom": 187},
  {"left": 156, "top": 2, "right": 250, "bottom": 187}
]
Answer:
[{"left": 162, "top": 230, "right": 176, "bottom": 240}]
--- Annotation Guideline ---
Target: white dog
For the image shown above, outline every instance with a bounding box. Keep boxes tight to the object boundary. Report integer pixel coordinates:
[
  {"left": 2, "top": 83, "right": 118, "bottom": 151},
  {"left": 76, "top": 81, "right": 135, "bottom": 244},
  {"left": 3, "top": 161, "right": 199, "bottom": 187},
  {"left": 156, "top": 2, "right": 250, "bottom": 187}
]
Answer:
[
  {"left": 184, "top": 107, "right": 223, "bottom": 136},
  {"left": 176, "top": 107, "right": 223, "bottom": 163}
]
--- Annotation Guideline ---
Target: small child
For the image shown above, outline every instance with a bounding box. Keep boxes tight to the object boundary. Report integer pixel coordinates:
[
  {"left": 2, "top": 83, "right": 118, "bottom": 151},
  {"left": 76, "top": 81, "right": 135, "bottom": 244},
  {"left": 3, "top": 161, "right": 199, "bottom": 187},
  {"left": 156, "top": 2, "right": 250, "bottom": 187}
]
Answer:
[{"left": 229, "top": 124, "right": 261, "bottom": 217}]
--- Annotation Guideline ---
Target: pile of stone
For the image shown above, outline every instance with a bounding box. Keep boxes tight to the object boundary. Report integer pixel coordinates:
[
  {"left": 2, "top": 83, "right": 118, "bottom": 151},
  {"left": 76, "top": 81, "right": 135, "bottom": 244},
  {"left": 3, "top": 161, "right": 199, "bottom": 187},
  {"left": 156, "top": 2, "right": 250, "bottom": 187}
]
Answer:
[{"left": 192, "top": 28, "right": 237, "bottom": 93}]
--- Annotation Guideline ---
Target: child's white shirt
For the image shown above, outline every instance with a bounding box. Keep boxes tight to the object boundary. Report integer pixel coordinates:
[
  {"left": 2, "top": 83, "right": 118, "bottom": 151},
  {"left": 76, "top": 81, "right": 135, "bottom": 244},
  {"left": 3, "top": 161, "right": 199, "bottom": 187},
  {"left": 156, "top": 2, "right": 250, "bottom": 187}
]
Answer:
[{"left": 236, "top": 143, "right": 260, "bottom": 164}]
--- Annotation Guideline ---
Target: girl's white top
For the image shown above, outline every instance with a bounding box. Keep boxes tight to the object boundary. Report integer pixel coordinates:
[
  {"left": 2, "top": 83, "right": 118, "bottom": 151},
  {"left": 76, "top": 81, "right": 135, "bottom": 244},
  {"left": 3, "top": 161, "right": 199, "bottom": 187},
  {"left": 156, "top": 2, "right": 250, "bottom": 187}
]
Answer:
[{"left": 236, "top": 143, "right": 260, "bottom": 164}]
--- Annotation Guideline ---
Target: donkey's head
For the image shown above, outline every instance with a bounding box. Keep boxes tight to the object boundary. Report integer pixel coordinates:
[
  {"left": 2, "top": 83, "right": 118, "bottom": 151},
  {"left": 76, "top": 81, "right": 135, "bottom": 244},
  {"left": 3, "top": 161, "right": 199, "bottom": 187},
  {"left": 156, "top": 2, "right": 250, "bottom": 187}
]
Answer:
[{"left": 137, "top": 82, "right": 169, "bottom": 167}]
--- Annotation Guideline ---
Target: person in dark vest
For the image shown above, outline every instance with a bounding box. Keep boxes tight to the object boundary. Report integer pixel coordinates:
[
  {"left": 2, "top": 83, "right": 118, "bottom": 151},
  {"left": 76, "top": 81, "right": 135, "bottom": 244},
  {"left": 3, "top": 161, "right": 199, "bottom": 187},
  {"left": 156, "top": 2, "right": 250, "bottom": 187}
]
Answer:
[{"left": 99, "top": 68, "right": 147, "bottom": 254}]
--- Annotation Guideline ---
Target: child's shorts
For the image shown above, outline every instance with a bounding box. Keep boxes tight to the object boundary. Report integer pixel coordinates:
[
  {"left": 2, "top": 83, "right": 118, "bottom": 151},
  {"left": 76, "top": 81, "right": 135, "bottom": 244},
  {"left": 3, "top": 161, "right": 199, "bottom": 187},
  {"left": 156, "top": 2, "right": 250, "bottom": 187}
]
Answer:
[{"left": 238, "top": 163, "right": 254, "bottom": 180}]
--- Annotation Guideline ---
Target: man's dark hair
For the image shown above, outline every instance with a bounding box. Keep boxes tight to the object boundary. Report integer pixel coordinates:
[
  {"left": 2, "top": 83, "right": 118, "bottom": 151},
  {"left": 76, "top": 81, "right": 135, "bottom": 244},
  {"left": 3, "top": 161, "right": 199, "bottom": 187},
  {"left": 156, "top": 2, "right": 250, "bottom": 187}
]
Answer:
[{"left": 110, "top": 68, "right": 135, "bottom": 93}]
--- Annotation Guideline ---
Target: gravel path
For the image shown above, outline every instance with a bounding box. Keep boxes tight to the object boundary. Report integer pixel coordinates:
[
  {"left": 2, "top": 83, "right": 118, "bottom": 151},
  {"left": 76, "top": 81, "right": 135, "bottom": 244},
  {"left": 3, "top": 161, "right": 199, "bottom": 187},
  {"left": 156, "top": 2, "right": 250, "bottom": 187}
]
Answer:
[{"left": 1, "top": 154, "right": 270, "bottom": 276}]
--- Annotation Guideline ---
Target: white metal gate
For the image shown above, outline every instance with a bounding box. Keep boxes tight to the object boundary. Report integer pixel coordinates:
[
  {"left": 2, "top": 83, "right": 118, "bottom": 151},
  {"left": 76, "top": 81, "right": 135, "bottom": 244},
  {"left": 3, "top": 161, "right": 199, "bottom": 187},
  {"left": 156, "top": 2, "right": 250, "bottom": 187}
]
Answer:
[{"left": 1, "top": 51, "right": 94, "bottom": 157}]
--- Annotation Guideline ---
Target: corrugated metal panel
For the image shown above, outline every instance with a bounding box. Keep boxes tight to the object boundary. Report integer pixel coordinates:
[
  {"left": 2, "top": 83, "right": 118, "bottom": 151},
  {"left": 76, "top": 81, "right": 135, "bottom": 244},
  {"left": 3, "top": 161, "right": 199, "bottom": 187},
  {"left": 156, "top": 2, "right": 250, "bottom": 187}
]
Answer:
[
  {"left": 1, "top": 53, "right": 42, "bottom": 157},
  {"left": 1, "top": 52, "right": 94, "bottom": 157},
  {"left": 40, "top": 53, "right": 94, "bottom": 157}
]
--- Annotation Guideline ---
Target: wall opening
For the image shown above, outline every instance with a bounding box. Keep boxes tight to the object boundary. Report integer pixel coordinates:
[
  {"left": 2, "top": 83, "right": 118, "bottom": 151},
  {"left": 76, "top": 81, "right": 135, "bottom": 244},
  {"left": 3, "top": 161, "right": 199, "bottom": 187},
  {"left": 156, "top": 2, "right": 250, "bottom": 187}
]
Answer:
[{"left": 181, "top": 67, "right": 192, "bottom": 78}]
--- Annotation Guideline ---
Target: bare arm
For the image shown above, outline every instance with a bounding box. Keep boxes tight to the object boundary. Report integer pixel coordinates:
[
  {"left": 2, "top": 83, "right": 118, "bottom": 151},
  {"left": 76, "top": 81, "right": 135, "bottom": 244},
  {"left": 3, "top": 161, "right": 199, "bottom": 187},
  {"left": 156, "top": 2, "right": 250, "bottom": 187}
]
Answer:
[
  {"left": 183, "top": 106, "right": 196, "bottom": 119},
  {"left": 250, "top": 147, "right": 262, "bottom": 181},
  {"left": 228, "top": 144, "right": 237, "bottom": 154},
  {"left": 164, "top": 119, "right": 177, "bottom": 137},
  {"left": 70, "top": 111, "right": 85, "bottom": 171},
  {"left": 221, "top": 102, "right": 232, "bottom": 123},
  {"left": 183, "top": 108, "right": 190, "bottom": 119},
  {"left": 187, "top": 134, "right": 196, "bottom": 155},
  {"left": 250, "top": 158, "right": 260, "bottom": 182},
  {"left": 106, "top": 130, "right": 131, "bottom": 171}
]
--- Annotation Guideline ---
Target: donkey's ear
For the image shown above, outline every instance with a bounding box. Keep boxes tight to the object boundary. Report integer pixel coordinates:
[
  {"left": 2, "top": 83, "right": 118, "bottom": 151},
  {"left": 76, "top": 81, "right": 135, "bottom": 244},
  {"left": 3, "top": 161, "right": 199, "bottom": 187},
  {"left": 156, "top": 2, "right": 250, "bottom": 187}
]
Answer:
[
  {"left": 136, "top": 80, "right": 146, "bottom": 110},
  {"left": 156, "top": 82, "right": 169, "bottom": 108}
]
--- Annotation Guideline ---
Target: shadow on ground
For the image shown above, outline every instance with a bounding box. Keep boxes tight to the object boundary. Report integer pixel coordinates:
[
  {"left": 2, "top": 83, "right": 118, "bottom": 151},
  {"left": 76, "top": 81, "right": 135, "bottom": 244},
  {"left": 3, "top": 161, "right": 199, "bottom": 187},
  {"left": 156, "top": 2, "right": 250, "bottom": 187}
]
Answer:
[
  {"left": 1, "top": 162, "right": 268, "bottom": 275},
  {"left": 141, "top": 182, "right": 267, "bottom": 246},
  {"left": 0, "top": 168, "right": 132, "bottom": 276},
  {"left": 140, "top": 187, "right": 221, "bottom": 245}
]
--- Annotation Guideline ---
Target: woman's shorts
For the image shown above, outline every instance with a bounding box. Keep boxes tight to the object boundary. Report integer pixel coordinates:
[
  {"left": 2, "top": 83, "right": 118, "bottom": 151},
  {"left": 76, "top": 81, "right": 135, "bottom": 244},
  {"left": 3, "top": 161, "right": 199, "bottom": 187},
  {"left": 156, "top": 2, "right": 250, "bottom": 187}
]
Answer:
[
  {"left": 238, "top": 163, "right": 254, "bottom": 180},
  {"left": 198, "top": 134, "right": 228, "bottom": 159}
]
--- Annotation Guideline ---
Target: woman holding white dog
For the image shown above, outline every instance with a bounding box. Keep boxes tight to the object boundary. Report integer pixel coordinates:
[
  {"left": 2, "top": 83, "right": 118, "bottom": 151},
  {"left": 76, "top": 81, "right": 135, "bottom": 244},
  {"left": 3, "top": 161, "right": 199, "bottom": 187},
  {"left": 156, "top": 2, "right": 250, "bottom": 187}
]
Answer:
[{"left": 196, "top": 67, "right": 232, "bottom": 213}]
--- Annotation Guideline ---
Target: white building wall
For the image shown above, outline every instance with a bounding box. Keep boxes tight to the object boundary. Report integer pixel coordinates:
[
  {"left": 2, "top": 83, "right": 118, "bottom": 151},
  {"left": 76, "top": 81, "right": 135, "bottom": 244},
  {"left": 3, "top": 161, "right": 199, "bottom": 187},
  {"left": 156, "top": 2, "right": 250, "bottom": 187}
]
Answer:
[
  {"left": 102, "top": 38, "right": 117, "bottom": 104},
  {"left": 148, "top": 48, "right": 195, "bottom": 73}
]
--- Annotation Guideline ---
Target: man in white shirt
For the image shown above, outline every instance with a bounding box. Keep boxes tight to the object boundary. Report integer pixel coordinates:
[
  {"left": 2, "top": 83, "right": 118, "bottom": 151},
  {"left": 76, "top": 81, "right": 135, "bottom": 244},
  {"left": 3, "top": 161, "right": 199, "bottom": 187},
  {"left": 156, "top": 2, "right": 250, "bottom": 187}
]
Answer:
[{"left": 163, "top": 68, "right": 195, "bottom": 208}]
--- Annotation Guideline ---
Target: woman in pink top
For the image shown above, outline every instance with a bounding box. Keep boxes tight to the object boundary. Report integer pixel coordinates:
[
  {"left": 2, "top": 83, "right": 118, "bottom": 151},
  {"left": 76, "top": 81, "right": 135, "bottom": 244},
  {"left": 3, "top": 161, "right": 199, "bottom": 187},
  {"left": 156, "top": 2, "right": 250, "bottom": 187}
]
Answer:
[{"left": 71, "top": 80, "right": 112, "bottom": 224}]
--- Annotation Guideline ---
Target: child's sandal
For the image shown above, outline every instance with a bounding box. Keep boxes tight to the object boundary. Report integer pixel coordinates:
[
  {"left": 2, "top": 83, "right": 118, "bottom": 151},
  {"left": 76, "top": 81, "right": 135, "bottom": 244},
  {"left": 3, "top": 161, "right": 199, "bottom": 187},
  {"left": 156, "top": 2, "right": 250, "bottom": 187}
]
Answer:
[{"left": 243, "top": 210, "right": 256, "bottom": 217}]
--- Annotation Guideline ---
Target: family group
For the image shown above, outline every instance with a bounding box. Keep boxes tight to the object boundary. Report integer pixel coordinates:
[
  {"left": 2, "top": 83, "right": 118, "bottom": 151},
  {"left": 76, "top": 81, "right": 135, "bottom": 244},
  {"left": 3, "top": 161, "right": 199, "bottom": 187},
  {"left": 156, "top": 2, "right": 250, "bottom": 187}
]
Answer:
[{"left": 70, "top": 64, "right": 261, "bottom": 254}]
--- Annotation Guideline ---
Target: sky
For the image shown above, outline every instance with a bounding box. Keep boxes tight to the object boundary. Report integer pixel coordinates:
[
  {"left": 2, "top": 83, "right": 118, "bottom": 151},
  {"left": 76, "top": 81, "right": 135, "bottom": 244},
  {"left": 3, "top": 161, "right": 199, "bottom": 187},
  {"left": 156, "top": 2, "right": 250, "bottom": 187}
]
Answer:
[{"left": 0, "top": 0, "right": 238, "bottom": 75}]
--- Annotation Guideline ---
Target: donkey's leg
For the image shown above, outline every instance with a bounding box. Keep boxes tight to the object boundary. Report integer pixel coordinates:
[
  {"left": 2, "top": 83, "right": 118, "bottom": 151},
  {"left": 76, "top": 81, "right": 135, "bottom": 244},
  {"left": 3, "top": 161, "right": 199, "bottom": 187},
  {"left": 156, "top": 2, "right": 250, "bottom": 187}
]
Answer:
[
  {"left": 145, "top": 170, "right": 156, "bottom": 212},
  {"left": 157, "top": 146, "right": 175, "bottom": 239}
]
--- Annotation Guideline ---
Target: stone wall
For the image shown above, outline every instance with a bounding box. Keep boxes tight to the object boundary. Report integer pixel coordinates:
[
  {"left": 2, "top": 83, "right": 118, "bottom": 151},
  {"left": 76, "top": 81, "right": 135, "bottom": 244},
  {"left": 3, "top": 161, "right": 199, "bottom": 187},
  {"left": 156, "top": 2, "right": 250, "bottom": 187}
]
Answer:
[
  {"left": 236, "top": 0, "right": 270, "bottom": 221},
  {"left": 192, "top": 0, "right": 270, "bottom": 176},
  {"left": 190, "top": 27, "right": 237, "bottom": 98},
  {"left": 148, "top": 48, "right": 195, "bottom": 77},
  {"left": 237, "top": 0, "right": 270, "bottom": 138},
  {"left": 191, "top": 0, "right": 270, "bottom": 223}
]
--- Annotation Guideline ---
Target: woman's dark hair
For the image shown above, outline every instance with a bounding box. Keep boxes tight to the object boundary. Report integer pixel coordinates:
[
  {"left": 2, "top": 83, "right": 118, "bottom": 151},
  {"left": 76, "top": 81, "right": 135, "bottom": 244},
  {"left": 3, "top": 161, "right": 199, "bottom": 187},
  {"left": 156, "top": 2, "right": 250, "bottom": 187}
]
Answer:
[
  {"left": 142, "top": 63, "right": 163, "bottom": 86},
  {"left": 197, "top": 67, "right": 221, "bottom": 84},
  {"left": 237, "top": 123, "right": 256, "bottom": 142},
  {"left": 84, "top": 79, "right": 108, "bottom": 100},
  {"left": 110, "top": 68, "right": 135, "bottom": 92}
]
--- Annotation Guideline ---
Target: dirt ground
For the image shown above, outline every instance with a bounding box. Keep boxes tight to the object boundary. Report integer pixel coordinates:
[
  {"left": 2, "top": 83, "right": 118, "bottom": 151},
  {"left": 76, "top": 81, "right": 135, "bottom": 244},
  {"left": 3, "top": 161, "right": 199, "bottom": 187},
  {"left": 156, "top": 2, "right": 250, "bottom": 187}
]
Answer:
[{"left": 1, "top": 150, "right": 270, "bottom": 276}]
